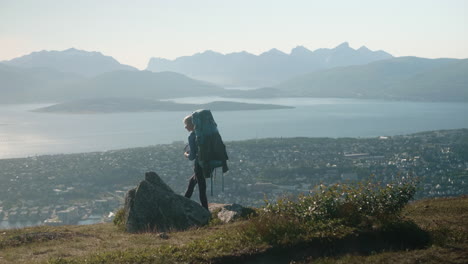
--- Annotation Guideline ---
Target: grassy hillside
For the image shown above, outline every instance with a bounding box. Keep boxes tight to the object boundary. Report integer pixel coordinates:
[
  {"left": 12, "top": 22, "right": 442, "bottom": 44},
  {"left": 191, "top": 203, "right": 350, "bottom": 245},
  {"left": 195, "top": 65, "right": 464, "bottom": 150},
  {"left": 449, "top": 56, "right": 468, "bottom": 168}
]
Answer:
[{"left": 0, "top": 191, "right": 466, "bottom": 263}]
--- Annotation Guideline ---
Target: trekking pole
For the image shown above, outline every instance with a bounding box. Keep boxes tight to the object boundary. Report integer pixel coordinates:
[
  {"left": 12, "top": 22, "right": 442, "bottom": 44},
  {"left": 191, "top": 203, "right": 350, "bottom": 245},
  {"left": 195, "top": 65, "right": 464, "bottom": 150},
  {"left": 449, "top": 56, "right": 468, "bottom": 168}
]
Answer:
[{"left": 210, "top": 171, "right": 214, "bottom": 196}]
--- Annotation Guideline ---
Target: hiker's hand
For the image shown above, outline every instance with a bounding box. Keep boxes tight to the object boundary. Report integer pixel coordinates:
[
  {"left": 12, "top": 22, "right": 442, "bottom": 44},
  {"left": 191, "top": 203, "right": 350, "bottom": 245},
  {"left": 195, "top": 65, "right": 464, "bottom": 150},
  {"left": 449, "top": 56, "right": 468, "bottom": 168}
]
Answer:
[{"left": 184, "top": 151, "right": 189, "bottom": 158}]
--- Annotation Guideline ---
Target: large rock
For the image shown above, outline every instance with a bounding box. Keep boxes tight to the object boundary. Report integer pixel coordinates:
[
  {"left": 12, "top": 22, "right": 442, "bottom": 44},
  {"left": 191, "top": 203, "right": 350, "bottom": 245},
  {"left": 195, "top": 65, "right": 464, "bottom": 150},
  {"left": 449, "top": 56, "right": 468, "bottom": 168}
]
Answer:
[
  {"left": 124, "top": 171, "right": 211, "bottom": 233},
  {"left": 209, "top": 203, "right": 255, "bottom": 223}
]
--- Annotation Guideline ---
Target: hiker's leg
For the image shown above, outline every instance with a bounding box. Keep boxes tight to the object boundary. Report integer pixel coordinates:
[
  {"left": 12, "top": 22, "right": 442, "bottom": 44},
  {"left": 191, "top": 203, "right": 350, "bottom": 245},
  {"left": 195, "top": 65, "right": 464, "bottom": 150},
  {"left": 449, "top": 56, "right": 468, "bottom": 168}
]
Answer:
[
  {"left": 184, "top": 173, "right": 197, "bottom": 198},
  {"left": 195, "top": 162, "right": 208, "bottom": 210}
]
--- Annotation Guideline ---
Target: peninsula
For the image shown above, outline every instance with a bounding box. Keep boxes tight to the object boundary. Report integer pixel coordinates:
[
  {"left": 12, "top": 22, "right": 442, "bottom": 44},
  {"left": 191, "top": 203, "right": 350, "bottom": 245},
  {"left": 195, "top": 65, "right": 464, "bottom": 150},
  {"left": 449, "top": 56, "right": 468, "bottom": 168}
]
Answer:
[{"left": 33, "top": 98, "right": 293, "bottom": 114}]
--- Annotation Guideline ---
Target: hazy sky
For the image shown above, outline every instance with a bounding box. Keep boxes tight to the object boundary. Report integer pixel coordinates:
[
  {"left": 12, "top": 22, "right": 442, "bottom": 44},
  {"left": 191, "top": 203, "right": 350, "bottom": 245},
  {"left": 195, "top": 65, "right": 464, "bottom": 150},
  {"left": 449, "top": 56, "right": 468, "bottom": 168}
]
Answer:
[{"left": 1, "top": 0, "right": 467, "bottom": 69}]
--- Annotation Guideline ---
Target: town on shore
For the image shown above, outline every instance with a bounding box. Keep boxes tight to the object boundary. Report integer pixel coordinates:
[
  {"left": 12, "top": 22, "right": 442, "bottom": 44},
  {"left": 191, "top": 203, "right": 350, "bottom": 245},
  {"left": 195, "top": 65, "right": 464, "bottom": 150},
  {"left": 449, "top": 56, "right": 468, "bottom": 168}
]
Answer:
[{"left": 0, "top": 129, "right": 467, "bottom": 229}]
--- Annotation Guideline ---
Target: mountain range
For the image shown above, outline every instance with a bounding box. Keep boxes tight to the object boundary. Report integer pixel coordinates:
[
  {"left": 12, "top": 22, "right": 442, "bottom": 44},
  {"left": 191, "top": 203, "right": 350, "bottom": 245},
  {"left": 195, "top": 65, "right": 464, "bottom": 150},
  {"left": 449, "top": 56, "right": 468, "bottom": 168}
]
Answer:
[
  {"left": 0, "top": 63, "right": 85, "bottom": 103},
  {"left": 0, "top": 63, "right": 224, "bottom": 103},
  {"left": 0, "top": 45, "right": 467, "bottom": 104},
  {"left": 146, "top": 42, "right": 393, "bottom": 87},
  {"left": 2, "top": 48, "right": 137, "bottom": 77},
  {"left": 273, "top": 57, "right": 468, "bottom": 101}
]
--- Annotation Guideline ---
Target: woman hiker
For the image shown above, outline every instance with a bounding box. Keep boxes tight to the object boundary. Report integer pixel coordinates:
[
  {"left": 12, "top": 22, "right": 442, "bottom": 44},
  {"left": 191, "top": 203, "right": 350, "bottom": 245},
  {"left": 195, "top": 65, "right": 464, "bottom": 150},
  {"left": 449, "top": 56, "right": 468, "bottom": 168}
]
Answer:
[{"left": 182, "top": 114, "right": 209, "bottom": 210}]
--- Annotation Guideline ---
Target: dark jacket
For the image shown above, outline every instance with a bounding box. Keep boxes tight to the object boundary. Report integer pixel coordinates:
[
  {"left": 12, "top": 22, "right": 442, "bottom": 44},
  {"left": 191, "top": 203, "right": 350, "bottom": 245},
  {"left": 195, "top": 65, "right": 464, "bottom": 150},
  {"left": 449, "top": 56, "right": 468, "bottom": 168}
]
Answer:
[{"left": 187, "top": 132, "right": 197, "bottom": 161}]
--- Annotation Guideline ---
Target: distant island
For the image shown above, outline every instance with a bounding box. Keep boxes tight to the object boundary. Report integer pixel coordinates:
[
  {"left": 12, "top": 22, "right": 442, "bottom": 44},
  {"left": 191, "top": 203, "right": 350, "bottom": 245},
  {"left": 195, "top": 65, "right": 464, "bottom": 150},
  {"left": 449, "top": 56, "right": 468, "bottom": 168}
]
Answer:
[{"left": 32, "top": 98, "right": 294, "bottom": 114}]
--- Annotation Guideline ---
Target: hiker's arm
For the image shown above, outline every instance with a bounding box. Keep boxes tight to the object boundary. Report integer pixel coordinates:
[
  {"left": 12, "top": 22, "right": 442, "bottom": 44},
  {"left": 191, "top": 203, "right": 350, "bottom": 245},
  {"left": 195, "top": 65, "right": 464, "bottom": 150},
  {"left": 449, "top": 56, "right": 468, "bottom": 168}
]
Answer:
[{"left": 187, "top": 133, "right": 197, "bottom": 161}]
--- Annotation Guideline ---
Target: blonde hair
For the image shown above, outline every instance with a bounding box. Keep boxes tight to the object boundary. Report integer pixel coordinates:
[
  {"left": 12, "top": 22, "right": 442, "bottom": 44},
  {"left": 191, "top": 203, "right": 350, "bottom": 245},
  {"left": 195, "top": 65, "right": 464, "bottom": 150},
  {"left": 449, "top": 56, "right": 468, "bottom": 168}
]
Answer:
[{"left": 183, "top": 115, "right": 193, "bottom": 126}]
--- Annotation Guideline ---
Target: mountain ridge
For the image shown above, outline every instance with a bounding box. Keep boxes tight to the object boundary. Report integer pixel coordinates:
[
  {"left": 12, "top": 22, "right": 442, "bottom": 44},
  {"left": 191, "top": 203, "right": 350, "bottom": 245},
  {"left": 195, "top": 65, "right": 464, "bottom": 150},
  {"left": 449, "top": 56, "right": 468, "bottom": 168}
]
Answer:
[
  {"left": 272, "top": 56, "right": 468, "bottom": 101},
  {"left": 2, "top": 48, "right": 138, "bottom": 77},
  {"left": 146, "top": 42, "right": 393, "bottom": 87},
  {"left": 1, "top": 46, "right": 467, "bottom": 104},
  {"left": 0, "top": 64, "right": 224, "bottom": 103}
]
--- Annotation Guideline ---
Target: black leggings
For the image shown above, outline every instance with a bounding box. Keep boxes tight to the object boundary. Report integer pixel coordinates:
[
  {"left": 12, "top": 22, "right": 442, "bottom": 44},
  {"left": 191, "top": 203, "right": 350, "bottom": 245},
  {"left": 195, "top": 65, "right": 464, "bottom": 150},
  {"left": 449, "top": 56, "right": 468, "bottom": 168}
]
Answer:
[{"left": 184, "top": 161, "right": 208, "bottom": 210}]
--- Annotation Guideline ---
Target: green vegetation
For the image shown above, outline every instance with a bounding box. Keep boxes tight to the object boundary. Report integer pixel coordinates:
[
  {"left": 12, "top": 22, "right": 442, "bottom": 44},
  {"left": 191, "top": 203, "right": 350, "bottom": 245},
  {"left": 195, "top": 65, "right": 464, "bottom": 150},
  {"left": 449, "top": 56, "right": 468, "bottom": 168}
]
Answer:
[
  {"left": 238, "top": 178, "right": 427, "bottom": 253},
  {"left": 46, "top": 180, "right": 433, "bottom": 263},
  {"left": 0, "top": 190, "right": 466, "bottom": 263},
  {"left": 262, "top": 178, "right": 417, "bottom": 228},
  {"left": 112, "top": 208, "right": 126, "bottom": 231}
]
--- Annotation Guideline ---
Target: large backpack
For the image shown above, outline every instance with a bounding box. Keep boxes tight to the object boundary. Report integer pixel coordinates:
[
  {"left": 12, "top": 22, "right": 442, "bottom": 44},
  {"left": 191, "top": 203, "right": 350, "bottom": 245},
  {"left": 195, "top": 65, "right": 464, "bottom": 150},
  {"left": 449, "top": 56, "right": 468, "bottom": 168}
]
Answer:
[{"left": 192, "top": 109, "right": 229, "bottom": 195}]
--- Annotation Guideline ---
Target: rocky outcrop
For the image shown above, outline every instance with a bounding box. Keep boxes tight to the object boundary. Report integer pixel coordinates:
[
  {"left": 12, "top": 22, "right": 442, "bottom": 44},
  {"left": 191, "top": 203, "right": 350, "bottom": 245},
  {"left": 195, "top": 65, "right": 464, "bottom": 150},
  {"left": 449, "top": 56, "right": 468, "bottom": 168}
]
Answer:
[
  {"left": 124, "top": 171, "right": 211, "bottom": 233},
  {"left": 209, "top": 203, "right": 255, "bottom": 223}
]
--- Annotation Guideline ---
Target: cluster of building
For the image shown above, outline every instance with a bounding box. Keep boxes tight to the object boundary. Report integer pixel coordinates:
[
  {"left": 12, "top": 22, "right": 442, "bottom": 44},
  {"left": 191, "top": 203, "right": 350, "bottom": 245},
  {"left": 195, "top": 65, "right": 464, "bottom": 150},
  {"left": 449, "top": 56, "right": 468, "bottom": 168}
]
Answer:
[
  {"left": 0, "top": 129, "right": 466, "bottom": 227},
  {"left": 0, "top": 196, "right": 122, "bottom": 228},
  {"left": 208, "top": 130, "right": 468, "bottom": 205}
]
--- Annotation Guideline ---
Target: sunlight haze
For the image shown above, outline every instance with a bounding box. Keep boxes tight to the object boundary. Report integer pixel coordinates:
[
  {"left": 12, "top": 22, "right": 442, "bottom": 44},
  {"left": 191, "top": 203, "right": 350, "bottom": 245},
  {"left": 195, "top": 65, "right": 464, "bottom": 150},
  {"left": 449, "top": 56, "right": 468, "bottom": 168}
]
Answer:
[{"left": 0, "top": 0, "right": 467, "bottom": 69}]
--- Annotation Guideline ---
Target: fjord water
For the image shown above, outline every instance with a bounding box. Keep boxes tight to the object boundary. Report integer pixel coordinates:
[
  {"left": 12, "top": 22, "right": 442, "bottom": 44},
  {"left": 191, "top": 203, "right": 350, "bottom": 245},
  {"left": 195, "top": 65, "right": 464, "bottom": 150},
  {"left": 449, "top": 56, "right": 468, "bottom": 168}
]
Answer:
[{"left": 0, "top": 97, "right": 467, "bottom": 160}]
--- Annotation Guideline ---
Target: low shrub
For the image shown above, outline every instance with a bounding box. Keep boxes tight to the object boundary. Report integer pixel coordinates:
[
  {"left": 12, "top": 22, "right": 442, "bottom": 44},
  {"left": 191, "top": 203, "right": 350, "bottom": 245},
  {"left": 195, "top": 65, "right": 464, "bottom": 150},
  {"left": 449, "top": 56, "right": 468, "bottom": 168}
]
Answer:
[
  {"left": 112, "top": 208, "right": 126, "bottom": 230},
  {"left": 241, "top": 177, "right": 419, "bottom": 247},
  {"left": 264, "top": 177, "right": 417, "bottom": 227}
]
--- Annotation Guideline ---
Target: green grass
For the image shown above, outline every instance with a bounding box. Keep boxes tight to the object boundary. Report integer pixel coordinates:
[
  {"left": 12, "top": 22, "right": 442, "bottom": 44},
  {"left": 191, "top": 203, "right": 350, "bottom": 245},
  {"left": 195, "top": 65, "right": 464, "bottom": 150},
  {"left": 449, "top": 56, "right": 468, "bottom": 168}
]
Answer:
[{"left": 0, "top": 194, "right": 466, "bottom": 264}]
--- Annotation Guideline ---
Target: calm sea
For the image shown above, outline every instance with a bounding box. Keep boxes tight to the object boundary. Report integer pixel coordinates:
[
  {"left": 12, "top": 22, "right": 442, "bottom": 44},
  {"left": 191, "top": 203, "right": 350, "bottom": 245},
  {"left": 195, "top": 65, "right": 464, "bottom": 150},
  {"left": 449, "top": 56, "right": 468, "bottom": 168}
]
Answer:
[{"left": 1, "top": 97, "right": 467, "bottom": 160}]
